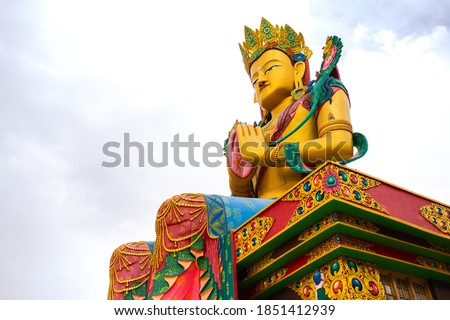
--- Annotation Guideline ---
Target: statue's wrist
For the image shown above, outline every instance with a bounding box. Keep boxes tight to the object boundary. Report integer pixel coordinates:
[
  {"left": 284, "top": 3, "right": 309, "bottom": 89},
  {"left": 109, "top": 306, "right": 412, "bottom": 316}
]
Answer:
[
  {"left": 264, "top": 145, "right": 286, "bottom": 167},
  {"left": 264, "top": 148, "right": 275, "bottom": 166},
  {"left": 228, "top": 173, "right": 253, "bottom": 197},
  {"left": 228, "top": 168, "right": 254, "bottom": 185}
]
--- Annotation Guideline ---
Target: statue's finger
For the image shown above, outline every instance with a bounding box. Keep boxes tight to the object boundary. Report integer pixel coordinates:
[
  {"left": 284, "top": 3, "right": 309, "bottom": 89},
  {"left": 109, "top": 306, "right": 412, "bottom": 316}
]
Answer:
[
  {"left": 255, "top": 126, "right": 263, "bottom": 137},
  {"left": 241, "top": 124, "right": 251, "bottom": 136},
  {"left": 236, "top": 125, "right": 244, "bottom": 139},
  {"left": 247, "top": 125, "right": 256, "bottom": 136}
]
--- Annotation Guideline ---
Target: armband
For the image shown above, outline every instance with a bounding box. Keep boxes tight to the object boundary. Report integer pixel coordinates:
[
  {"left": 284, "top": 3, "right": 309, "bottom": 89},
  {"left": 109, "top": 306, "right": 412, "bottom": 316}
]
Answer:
[{"left": 317, "top": 119, "right": 353, "bottom": 137}]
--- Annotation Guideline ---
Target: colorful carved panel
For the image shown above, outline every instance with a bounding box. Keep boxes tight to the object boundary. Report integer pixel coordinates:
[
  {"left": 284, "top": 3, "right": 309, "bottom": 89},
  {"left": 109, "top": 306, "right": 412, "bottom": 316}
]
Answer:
[
  {"left": 289, "top": 256, "right": 385, "bottom": 300},
  {"left": 282, "top": 164, "right": 388, "bottom": 225},
  {"left": 241, "top": 213, "right": 379, "bottom": 282},
  {"left": 246, "top": 252, "right": 275, "bottom": 279},
  {"left": 419, "top": 203, "right": 450, "bottom": 235},
  {"left": 416, "top": 256, "right": 450, "bottom": 274},
  {"left": 235, "top": 216, "right": 275, "bottom": 262},
  {"left": 298, "top": 212, "right": 379, "bottom": 242},
  {"left": 306, "top": 234, "right": 375, "bottom": 263},
  {"left": 256, "top": 268, "right": 288, "bottom": 294}
]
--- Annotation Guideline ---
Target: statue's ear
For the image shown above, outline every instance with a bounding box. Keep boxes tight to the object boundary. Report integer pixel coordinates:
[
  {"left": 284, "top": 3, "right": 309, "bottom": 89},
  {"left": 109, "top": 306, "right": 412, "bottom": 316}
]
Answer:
[{"left": 293, "top": 61, "right": 306, "bottom": 85}]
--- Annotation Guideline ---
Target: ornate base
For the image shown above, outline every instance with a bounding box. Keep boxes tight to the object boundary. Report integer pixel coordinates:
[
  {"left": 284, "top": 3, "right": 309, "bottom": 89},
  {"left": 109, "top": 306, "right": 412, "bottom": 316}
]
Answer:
[{"left": 234, "top": 162, "right": 450, "bottom": 299}]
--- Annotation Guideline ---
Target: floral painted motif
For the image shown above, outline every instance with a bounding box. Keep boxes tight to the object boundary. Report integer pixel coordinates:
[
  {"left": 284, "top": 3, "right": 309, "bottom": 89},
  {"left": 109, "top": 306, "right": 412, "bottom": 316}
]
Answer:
[
  {"left": 417, "top": 256, "right": 450, "bottom": 274},
  {"left": 322, "top": 167, "right": 340, "bottom": 193},
  {"left": 255, "top": 268, "right": 287, "bottom": 293},
  {"left": 319, "top": 36, "right": 342, "bottom": 75},
  {"left": 235, "top": 216, "right": 275, "bottom": 262},
  {"left": 322, "top": 45, "right": 337, "bottom": 71},
  {"left": 282, "top": 164, "right": 388, "bottom": 224},
  {"left": 306, "top": 234, "right": 375, "bottom": 263},
  {"left": 419, "top": 203, "right": 450, "bottom": 235},
  {"left": 297, "top": 212, "right": 379, "bottom": 242},
  {"left": 290, "top": 256, "right": 385, "bottom": 300},
  {"left": 245, "top": 252, "right": 275, "bottom": 279}
]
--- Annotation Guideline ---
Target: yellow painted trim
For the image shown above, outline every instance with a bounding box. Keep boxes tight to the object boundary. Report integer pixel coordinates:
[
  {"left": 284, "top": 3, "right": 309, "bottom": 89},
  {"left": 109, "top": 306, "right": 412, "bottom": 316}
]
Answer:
[
  {"left": 238, "top": 196, "right": 449, "bottom": 268},
  {"left": 329, "top": 197, "right": 450, "bottom": 239},
  {"left": 250, "top": 244, "right": 450, "bottom": 299}
]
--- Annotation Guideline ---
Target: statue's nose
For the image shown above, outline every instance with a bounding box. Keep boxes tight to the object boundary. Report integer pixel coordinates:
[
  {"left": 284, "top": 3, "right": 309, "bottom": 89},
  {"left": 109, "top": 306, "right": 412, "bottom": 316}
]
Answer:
[{"left": 258, "top": 80, "right": 268, "bottom": 89}]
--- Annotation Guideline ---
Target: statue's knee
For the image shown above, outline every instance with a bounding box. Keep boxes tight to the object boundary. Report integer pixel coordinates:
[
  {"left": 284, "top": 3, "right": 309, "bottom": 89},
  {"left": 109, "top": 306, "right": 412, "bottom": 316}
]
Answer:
[
  {"left": 108, "top": 241, "right": 153, "bottom": 300},
  {"left": 154, "top": 193, "right": 207, "bottom": 241},
  {"left": 156, "top": 193, "right": 206, "bottom": 219},
  {"left": 110, "top": 241, "right": 153, "bottom": 266}
]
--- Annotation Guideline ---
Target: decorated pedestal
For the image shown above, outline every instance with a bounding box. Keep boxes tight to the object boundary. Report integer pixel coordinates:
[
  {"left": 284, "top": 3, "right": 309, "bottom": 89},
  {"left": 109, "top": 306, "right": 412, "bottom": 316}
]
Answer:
[{"left": 233, "top": 162, "right": 450, "bottom": 299}]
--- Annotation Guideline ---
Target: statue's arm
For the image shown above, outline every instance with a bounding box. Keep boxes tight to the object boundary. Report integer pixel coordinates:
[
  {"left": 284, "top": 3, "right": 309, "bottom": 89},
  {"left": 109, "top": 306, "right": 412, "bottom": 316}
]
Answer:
[{"left": 274, "top": 88, "right": 354, "bottom": 167}]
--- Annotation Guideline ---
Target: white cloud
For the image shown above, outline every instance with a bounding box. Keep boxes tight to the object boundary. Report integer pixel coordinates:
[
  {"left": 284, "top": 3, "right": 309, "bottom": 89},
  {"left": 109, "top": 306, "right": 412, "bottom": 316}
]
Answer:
[{"left": 342, "top": 23, "right": 450, "bottom": 203}]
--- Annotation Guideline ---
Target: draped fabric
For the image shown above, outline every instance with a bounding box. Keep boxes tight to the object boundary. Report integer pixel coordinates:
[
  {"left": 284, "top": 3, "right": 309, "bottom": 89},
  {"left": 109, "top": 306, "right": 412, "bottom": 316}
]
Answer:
[{"left": 108, "top": 194, "right": 273, "bottom": 300}]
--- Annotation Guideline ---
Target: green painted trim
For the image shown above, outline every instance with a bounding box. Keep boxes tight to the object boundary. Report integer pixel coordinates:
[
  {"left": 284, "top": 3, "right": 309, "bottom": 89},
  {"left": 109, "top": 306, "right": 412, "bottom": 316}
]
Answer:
[
  {"left": 248, "top": 248, "right": 344, "bottom": 299},
  {"left": 238, "top": 198, "right": 449, "bottom": 271},
  {"left": 236, "top": 199, "right": 335, "bottom": 269},
  {"left": 339, "top": 224, "right": 450, "bottom": 262},
  {"left": 340, "top": 248, "right": 450, "bottom": 284},
  {"left": 249, "top": 246, "right": 450, "bottom": 300},
  {"left": 239, "top": 222, "right": 337, "bottom": 289},
  {"left": 329, "top": 199, "right": 450, "bottom": 246},
  {"left": 238, "top": 220, "right": 450, "bottom": 291}
]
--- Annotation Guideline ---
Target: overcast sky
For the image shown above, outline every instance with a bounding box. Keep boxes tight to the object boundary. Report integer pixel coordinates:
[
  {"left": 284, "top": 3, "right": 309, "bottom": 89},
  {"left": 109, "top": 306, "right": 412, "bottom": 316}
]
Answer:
[{"left": 1, "top": 0, "right": 449, "bottom": 299}]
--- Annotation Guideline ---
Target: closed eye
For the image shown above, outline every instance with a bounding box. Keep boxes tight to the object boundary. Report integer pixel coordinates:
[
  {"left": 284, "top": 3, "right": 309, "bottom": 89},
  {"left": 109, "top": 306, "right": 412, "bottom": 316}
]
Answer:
[
  {"left": 264, "top": 64, "right": 281, "bottom": 74},
  {"left": 252, "top": 79, "right": 258, "bottom": 87}
]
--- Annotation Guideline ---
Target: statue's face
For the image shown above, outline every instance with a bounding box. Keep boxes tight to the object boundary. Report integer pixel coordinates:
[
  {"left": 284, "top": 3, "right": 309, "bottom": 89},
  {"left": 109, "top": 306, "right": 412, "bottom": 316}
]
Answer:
[{"left": 250, "top": 49, "right": 296, "bottom": 112}]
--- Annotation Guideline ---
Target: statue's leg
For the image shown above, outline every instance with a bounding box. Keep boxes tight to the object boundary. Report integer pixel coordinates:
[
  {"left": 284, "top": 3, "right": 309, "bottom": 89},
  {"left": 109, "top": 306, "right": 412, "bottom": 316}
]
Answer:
[
  {"left": 108, "top": 241, "right": 154, "bottom": 300},
  {"left": 108, "top": 193, "right": 273, "bottom": 300},
  {"left": 107, "top": 193, "right": 220, "bottom": 300},
  {"left": 147, "top": 193, "right": 221, "bottom": 300},
  {"left": 147, "top": 194, "right": 273, "bottom": 300}
]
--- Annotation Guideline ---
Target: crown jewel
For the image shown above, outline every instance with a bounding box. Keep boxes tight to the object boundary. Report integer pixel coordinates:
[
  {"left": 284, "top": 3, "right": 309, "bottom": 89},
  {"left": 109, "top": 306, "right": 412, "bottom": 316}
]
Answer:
[{"left": 239, "top": 18, "right": 313, "bottom": 75}]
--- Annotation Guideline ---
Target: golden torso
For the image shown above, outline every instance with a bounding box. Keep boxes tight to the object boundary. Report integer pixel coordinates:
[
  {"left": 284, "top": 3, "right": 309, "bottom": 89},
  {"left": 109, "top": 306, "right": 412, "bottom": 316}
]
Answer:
[{"left": 255, "top": 105, "right": 318, "bottom": 198}]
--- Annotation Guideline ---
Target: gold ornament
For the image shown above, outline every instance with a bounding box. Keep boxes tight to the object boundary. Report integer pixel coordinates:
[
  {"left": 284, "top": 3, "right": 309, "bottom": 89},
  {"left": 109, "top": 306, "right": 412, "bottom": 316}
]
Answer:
[
  {"left": 235, "top": 216, "right": 275, "bottom": 262},
  {"left": 256, "top": 268, "right": 288, "bottom": 293},
  {"left": 246, "top": 252, "right": 274, "bottom": 279},
  {"left": 289, "top": 256, "right": 385, "bottom": 300},
  {"left": 239, "top": 18, "right": 313, "bottom": 75},
  {"left": 419, "top": 202, "right": 450, "bottom": 235},
  {"left": 291, "top": 85, "right": 308, "bottom": 100}
]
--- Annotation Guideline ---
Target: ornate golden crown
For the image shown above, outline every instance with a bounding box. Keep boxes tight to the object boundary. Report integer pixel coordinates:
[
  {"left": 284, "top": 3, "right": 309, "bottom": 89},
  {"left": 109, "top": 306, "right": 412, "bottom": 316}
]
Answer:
[{"left": 239, "top": 18, "right": 313, "bottom": 76}]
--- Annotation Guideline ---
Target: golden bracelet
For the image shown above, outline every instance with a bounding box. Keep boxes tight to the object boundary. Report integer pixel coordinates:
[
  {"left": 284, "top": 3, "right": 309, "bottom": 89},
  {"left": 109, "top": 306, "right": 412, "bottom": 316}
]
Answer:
[
  {"left": 264, "top": 148, "right": 273, "bottom": 167},
  {"left": 272, "top": 146, "right": 280, "bottom": 166},
  {"left": 264, "top": 146, "right": 282, "bottom": 167}
]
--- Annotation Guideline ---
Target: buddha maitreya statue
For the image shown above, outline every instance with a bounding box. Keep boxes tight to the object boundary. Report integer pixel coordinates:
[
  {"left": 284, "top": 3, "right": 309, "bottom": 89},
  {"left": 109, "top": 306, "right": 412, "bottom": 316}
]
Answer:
[{"left": 108, "top": 18, "right": 367, "bottom": 300}]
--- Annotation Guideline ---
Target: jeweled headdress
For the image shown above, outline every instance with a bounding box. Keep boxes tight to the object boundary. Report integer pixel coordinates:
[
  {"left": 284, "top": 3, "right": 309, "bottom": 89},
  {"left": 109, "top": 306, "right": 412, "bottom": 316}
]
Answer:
[{"left": 239, "top": 18, "right": 313, "bottom": 76}]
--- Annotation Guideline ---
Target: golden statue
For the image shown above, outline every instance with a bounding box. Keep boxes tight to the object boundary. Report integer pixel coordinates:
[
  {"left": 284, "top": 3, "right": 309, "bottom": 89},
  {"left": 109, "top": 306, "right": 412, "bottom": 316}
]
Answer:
[{"left": 108, "top": 18, "right": 367, "bottom": 300}]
